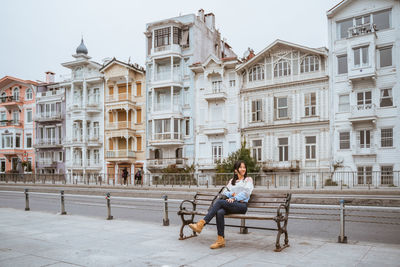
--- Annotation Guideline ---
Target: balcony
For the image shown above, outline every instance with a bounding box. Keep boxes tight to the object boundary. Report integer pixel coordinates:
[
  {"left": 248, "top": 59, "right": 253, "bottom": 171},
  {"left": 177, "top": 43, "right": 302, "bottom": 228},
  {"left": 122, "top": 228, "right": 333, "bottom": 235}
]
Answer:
[
  {"left": 36, "top": 89, "right": 64, "bottom": 100},
  {"left": 352, "top": 146, "right": 377, "bottom": 158},
  {"left": 66, "top": 160, "right": 102, "bottom": 169},
  {"left": 106, "top": 93, "right": 135, "bottom": 103},
  {"left": 204, "top": 87, "right": 227, "bottom": 102},
  {"left": 37, "top": 159, "right": 57, "bottom": 167},
  {"left": 106, "top": 121, "right": 135, "bottom": 130},
  {"left": 349, "top": 104, "right": 377, "bottom": 124},
  {"left": 152, "top": 72, "right": 182, "bottom": 86},
  {"left": 262, "top": 160, "right": 300, "bottom": 172},
  {"left": 147, "top": 158, "right": 186, "bottom": 169},
  {"left": 106, "top": 150, "right": 136, "bottom": 161},
  {"left": 34, "top": 139, "right": 63, "bottom": 148},
  {"left": 34, "top": 113, "right": 62, "bottom": 122},
  {"left": 63, "top": 136, "right": 102, "bottom": 147},
  {"left": 0, "top": 96, "right": 23, "bottom": 109},
  {"left": 149, "top": 132, "right": 183, "bottom": 146},
  {"left": 0, "top": 120, "right": 22, "bottom": 127},
  {"left": 202, "top": 120, "right": 227, "bottom": 135},
  {"left": 87, "top": 135, "right": 103, "bottom": 146},
  {"left": 151, "top": 103, "right": 183, "bottom": 119},
  {"left": 151, "top": 44, "right": 182, "bottom": 57},
  {"left": 197, "top": 158, "right": 221, "bottom": 170}
]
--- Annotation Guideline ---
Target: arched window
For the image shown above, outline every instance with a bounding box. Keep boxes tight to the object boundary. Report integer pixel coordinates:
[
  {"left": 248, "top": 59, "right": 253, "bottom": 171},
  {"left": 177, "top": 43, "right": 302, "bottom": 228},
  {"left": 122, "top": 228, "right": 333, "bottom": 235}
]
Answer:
[
  {"left": 25, "top": 88, "right": 33, "bottom": 100},
  {"left": 274, "top": 60, "right": 291, "bottom": 77},
  {"left": 301, "top": 55, "right": 320, "bottom": 73},
  {"left": 0, "top": 92, "right": 6, "bottom": 103},
  {"left": 74, "top": 67, "right": 83, "bottom": 79},
  {"left": 248, "top": 64, "right": 265, "bottom": 82},
  {"left": 12, "top": 87, "right": 19, "bottom": 101}
]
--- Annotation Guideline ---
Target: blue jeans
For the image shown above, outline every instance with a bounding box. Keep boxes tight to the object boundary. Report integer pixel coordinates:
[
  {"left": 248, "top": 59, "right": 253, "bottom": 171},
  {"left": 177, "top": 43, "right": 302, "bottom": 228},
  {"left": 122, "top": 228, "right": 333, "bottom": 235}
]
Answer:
[{"left": 204, "top": 199, "right": 247, "bottom": 237}]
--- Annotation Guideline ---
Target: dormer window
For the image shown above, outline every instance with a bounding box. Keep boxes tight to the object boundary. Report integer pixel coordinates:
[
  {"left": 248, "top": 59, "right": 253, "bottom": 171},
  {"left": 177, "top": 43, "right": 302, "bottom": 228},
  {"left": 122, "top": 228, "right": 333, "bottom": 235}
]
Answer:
[
  {"left": 248, "top": 64, "right": 264, "bottom": 82},
  {"left": 301, "top": 56, "right": 319, "bottom": 73},
  {"left": 274, "top": 60, "right": 290, "bottom": 77}
]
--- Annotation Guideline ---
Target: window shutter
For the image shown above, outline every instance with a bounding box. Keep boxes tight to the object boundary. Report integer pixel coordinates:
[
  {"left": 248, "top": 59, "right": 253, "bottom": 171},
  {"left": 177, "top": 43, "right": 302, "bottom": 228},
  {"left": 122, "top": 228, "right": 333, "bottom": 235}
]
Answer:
[
  {"left": 288, "top": 96, "right": 292, "bottom": 119},
  {"left": 356, "top": 131, "right": 360, "bottom": 148},
  {"left": 273, "top": 97, "right": 277, "bottom": 120},
  {"left": 262, "top": 98, "right": 266, "bottom": 122}
]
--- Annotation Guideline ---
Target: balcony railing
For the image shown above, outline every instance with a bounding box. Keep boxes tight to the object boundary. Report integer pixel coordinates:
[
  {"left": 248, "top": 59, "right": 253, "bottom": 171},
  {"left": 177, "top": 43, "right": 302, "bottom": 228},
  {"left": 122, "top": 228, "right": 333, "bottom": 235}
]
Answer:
[
  {"left": 349, "top": 104, "right": 377, "bottom": 123},
  {"left": 106, "top": 93, "right": 135, "bottom": 102},
  {"left": 147, "top": 158, "right": 186, "bottom": 166},
  {"left": 152, "top": 44, "right": 182, "bottom": 55},
  {"left": 151, "top": 132, "right": 182, "bottom": 141},
  {"left": 0, "top": 120, "right": 22, "bottom": 126},
  {"left": 106, "top": 150, "right": 135, "bottom": 158},
  {"left": 0, "top": 96, "right": 23, "bottom": 104},
  {"left": 37, "top": 159, "right": 57, "bottom": 165},
  {"left": 154, "top": 72, "right": 182, "bottom": 83},
  {"left": 348, "top": 23, "right": 376, "bottom": 37},
  {"left": 35, "top": 139, "right": 63, "bottom": 147},
  {"left": 153, "top": 103, "right": 182, "bottom": 113},
  {"left": 106, "top": 121, "right": 134, "bottom": 129},
  {"left": 34, "top": 113, "right": 62, "bottom": 121},
  {"left": 37, "top": 89, "right": 64, "bottom": 98}
]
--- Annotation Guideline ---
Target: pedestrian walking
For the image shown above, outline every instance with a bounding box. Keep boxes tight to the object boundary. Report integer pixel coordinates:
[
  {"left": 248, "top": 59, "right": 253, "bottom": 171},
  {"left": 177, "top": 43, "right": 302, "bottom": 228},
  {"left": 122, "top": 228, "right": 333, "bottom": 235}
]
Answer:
[
  {"left": 189, "top": 160, "right": 254, "bottom": 249},
  {"left": 122, "top": 168, "right": 128, "bottom": 186},
  {"left": 135, "top": 169, "right": 142, "bottom": 185}
]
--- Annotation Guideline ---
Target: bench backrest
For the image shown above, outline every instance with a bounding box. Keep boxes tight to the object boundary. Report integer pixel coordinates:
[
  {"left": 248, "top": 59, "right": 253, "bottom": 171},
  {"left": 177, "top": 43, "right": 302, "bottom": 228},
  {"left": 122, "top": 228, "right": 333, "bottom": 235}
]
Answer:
[{"left": 193, "top": 191, "right": 291, "bottom": 215}]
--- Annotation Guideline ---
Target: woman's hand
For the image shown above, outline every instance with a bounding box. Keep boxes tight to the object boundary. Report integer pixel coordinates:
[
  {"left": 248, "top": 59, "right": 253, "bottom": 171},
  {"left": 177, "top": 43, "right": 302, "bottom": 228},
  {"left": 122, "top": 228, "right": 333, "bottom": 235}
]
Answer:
[{"left": 227, "top": 198, "right": 235, "bottom": 203}]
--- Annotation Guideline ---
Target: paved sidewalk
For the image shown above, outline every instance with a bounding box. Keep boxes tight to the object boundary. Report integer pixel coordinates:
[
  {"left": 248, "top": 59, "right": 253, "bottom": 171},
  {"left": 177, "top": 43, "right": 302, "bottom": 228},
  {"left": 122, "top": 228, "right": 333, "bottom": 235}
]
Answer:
[{"left": 0, "top": 208, "right": 399, "bottom": 267}]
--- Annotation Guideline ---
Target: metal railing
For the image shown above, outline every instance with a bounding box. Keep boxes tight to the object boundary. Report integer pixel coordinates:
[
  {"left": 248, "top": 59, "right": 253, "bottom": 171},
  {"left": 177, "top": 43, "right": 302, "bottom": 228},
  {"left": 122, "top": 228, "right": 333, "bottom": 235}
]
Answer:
[{"left": 0, "top": 171, "right": 398, "bottom": 189}]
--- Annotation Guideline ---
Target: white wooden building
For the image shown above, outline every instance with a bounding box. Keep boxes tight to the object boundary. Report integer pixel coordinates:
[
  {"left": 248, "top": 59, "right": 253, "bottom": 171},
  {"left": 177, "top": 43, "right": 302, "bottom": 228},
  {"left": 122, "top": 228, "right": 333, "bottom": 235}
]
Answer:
[
  {"left": 327, "top": 0, "right": 400, "bottom": 186},
  {"left": 191, "top": 55, "right": 241, "bottom": 174},
  {"left": 237, "top": 40, "right": 330, "bottom": 186}
]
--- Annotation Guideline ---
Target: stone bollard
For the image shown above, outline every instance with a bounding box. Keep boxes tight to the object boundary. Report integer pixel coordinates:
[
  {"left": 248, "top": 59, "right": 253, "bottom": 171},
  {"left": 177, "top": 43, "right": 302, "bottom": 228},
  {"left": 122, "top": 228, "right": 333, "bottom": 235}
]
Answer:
[
  {"left": 240, "top": 218, "right": 248, "bottom": 234},
  {"left": 106, "top": 193, "right": 113, "bottom": 220},
  {"left": 60, "top": 190, "right": 67, "bottom": 215},
  {"left": 24, "top": 189, "right": 30, "bottom": 211},
  {"left": 338, "top": 199, "right": 349, "bottom": 243},
  {"left": 162, "top": 195, "right": 169, "bottom": 226}
]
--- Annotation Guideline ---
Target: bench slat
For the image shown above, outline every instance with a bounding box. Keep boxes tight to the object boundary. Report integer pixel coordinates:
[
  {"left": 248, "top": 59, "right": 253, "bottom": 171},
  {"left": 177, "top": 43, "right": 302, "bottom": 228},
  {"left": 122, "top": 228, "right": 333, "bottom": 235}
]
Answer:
[{"left": 179, "top": 210, "right": 276, "bottom": 220}]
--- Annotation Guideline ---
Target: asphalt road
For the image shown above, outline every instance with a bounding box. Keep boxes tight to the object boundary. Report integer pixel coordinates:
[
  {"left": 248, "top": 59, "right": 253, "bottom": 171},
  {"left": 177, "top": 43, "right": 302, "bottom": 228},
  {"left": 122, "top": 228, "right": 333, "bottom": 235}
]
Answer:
[{"left": 1, "top": 191, "right": 399, "bottom": 245}]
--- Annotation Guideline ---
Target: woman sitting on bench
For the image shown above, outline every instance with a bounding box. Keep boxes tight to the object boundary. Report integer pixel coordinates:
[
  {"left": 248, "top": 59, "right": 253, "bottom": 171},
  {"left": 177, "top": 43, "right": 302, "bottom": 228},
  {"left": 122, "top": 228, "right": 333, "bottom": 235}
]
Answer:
[{"left": 189, "top": 160, "right": 254, "bottom": 249}]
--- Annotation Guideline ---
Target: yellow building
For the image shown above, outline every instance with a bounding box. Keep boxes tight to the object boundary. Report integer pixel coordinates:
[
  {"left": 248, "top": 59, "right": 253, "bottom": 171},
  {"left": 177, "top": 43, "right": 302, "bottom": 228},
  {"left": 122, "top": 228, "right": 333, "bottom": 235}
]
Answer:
[{"left": 100, "top": 58, "right": 145, "bottom": 184}]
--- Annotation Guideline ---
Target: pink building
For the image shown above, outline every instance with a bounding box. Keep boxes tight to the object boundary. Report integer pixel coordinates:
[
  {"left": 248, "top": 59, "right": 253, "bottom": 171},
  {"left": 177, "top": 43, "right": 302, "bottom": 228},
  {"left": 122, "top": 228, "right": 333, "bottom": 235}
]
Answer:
[{"left": 0, "top": 76, "right": 37, "bottom": 173}]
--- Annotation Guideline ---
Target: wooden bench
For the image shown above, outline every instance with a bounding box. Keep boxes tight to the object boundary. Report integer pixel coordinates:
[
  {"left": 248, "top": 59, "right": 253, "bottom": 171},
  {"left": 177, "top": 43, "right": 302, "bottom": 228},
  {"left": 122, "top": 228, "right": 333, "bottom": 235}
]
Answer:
[{"left": 177, "top": 187, "right": 292, "bottom": 252}]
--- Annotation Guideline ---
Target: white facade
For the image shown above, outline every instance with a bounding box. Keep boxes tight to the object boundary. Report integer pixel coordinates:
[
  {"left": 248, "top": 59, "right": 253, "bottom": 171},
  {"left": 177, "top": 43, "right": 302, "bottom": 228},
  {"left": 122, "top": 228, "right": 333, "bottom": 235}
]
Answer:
[
  {"left": 237, "top": 40, "right": 330, "bottom": 183},
  {"left": 145, "top": 9, "right": 236, "bottom": 173},
  {"left": 327, "top": 0, "right": 400, "bottom": 186},
  {"left": 191, "top": 55, "right": 241, "bottom": 173},
  {"left": 60, "top": 41, "right": 105, "bottom": 181}
]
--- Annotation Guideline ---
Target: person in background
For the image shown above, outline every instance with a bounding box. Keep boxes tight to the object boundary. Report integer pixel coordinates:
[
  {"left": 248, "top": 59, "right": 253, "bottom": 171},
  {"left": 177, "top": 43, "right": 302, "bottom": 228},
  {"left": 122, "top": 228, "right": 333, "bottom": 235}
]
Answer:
[
  {"left": 135, "top": 169, "right": 142, "bottom": 185},
  {"left": 122, "top": 168, "right": 128, "bottom": 186}
]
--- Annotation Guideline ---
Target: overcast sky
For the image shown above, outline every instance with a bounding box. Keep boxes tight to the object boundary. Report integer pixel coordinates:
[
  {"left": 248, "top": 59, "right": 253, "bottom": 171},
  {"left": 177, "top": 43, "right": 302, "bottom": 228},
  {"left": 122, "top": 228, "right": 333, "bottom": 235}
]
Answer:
[{"left": 1, "top": 0, "right": 339, "bottom": 82}]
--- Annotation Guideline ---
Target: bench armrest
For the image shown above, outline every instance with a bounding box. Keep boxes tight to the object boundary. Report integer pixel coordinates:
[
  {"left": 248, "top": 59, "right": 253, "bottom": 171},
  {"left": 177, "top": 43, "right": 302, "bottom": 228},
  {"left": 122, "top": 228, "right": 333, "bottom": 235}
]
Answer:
[
  {"left": 178, "top": 199, "right": 196, "bottom": 214},
  {"left": 276, "top": 203, "right": 289, "bottom": 221}
]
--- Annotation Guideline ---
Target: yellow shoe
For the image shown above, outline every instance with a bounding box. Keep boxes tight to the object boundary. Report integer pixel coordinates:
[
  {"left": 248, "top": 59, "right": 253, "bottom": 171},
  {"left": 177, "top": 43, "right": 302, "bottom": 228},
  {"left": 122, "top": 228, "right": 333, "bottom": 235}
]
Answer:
[
  {"left": 189, "top": 219, "right": 206, "bottom": 233},
  {"left": 210, "top": 235, "right": 225, "bottom": 249}
]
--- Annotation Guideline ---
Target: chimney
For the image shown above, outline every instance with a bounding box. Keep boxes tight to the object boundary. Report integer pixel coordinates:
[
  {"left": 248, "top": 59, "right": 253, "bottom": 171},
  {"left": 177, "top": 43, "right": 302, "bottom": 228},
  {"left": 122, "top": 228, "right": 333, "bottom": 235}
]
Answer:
[
  {"left": 198, "top": 9, "right": 205, "bottom": 22},
  {"left": 45, "top": 71, "right": 55, "bottom": 83},
  {"left": 205, "top": 13, "right": 215, "bottom": 31}
]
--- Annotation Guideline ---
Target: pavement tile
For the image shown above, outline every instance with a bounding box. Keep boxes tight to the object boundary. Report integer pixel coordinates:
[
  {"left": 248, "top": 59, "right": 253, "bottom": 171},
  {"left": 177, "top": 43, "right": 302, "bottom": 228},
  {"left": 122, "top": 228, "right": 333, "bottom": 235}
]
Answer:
[
  {"left": 0, "top": 248, "right": 27, "bottom": 262},
  {"left": 1, "top": 208, "right": 400, "bottom": 267},
  {"left": 0, "top": 254, "right": 58, "bottom": 267}
]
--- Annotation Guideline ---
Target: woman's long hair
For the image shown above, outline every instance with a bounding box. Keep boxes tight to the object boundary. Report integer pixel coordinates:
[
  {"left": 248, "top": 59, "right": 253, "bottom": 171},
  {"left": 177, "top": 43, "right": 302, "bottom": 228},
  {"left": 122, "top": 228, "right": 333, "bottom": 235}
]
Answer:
[{"left": 232, "top": 160, "right": 247, "bottom": 186}]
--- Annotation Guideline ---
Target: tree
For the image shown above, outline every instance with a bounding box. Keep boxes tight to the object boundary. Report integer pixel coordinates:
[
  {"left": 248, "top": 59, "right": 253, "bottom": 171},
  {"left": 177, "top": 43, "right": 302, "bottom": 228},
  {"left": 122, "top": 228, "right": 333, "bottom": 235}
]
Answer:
[{"left": 216, "top": 142, "right": 260, "bottom": 174}]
